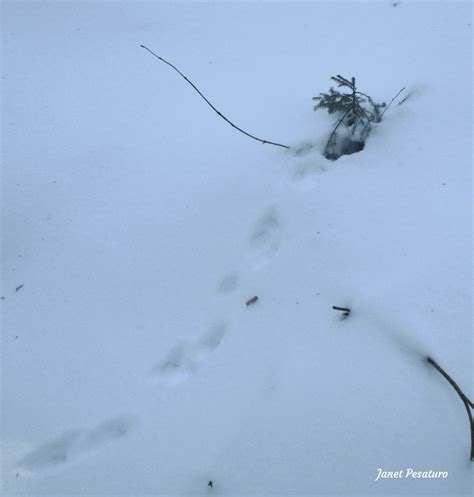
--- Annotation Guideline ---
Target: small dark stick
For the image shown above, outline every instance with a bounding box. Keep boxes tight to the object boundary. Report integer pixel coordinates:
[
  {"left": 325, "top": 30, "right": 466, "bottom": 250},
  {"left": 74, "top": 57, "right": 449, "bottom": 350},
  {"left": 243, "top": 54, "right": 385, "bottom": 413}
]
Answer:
[
  {"left": 332, "top": 305, "right": 350, "bottom": 316},
  {"left": 15, "top": 284, "right": 24, "bottom": 292},
  {"left": 426, "top": 356, "right": 473, "bottom": 461},
  {"left": 246, "top": 296, "right": 258, "bottom": 307}
]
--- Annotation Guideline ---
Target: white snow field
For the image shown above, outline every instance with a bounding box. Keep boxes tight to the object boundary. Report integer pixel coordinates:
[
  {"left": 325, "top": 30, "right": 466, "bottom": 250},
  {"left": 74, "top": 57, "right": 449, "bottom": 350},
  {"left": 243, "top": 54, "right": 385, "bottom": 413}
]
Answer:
[{"left": 1, "top": 1, "right": 472, "bottom": 496}]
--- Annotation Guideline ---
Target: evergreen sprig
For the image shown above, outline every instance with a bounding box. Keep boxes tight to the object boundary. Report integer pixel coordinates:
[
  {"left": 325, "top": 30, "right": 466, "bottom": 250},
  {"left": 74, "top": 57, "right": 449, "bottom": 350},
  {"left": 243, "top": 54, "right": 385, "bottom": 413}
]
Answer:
[{"left": 313, "top": 75, "right": 387, "bottom": 160}]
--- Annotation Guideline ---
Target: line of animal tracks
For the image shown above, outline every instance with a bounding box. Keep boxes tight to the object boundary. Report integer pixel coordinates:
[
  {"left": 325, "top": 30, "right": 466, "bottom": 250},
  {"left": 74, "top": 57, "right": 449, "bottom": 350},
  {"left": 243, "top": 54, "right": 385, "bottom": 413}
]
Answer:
[{"left": 13, "top": 199, "right": 286, "bottom": 477}]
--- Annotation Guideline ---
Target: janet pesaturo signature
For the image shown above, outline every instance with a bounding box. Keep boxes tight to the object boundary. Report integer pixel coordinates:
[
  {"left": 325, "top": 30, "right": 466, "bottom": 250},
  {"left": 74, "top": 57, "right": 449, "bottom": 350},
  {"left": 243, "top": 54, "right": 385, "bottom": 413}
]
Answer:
[{"left": 375, "top": 468, "right": 448, "bottom": 482}]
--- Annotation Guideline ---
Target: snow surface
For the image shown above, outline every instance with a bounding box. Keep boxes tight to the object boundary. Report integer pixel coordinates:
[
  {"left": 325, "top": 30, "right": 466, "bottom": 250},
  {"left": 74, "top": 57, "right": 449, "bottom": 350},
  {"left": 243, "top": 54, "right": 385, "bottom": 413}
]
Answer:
[{"left": 1, "top": 1, "right": 472, "bottom": 496}]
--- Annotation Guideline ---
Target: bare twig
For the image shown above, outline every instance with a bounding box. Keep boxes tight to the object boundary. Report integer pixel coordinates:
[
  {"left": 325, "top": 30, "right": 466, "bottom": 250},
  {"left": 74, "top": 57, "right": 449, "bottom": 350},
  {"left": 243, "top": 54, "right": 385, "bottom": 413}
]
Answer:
[
  {"left": 426, "top": 356, "right": 473, "bottom": 461},
  {"left": 380, "top": 87, "right": 405, "bottom": 118},
  {"left": 140, "top": 45, "right": 290, "bottom": 149}
]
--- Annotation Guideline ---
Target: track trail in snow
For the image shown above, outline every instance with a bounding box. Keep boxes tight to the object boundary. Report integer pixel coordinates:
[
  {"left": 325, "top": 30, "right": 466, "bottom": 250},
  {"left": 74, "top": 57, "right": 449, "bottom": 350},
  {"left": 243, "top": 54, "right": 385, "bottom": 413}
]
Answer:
[
  {"left": 13, "top": 193, "right": 287, "bottom": 475},
  {"left": 14, "top": 152, "right": 300, "bottom": 476},
  {"left": 150, "top": 206, "right": 283, "bottom": 386},
  {"left": 13, "top": 155, "right": 437, "bottom": 478},
  {"left": 13, "top": 151, "right": 407, "bottom": 477}
]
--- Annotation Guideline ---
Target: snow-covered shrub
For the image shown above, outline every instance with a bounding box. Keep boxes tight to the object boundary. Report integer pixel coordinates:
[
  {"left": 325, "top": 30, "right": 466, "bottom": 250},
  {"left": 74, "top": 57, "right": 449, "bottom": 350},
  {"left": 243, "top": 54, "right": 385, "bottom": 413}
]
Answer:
[{"left": 313, "top": 75, "right": 386, "bottom": 160}]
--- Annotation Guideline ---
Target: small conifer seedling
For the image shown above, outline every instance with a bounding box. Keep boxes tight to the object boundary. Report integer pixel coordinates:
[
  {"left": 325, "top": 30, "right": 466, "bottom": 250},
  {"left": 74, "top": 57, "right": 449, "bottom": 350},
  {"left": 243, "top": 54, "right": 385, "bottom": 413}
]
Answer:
[{"left": 313, "top": 75, "right": 386, "bottom": 160}]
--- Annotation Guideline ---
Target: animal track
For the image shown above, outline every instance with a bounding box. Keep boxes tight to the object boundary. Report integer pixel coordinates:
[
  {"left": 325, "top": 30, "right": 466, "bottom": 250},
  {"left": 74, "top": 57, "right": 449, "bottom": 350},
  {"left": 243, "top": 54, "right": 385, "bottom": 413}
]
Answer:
[
  {"left": 247, "top": 206, "right": 281, "bottom": 269},
  {"left": 77, "top": 417, "right": 133, "bottom": 452},
  {"left": 151, "top": 343, "right": 196, "bottom": 386},
  {"left": 17, "top": 415, "right": 134, "bottom": 473},
  {"left": 216, "top": 273, "right": 238, "bottom": 295},
  {"left": 151, "top": 323, "right": 228, "bottom": 386},
  {"left": 293, "top": 159, "right": 327, "bottom": 184},
  {"left": 17, "top": 431, "right": 81, "bottom": 472},
  {"left": 195, "top": 322, "right": 227, "bottom": 362}
]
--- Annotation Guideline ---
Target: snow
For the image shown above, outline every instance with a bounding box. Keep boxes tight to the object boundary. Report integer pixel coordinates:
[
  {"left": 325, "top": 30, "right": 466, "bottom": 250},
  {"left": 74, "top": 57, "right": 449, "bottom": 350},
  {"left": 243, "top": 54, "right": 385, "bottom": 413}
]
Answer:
[{"left": 1, "top": 1, "right": 472, "bottom": 496}]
